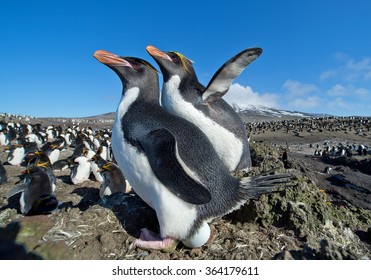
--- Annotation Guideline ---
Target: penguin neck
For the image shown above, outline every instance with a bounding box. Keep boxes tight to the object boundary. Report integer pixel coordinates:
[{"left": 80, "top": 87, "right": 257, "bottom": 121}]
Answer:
[
  {"left": 122, "top": 84, "right": 160, "bottom": 105},
  {"left": 163, "top": 75, "right": 204, "bottom": 104}
]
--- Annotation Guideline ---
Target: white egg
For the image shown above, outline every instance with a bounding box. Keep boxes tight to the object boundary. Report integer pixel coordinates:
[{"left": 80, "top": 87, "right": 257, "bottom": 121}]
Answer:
[{"left": 182, "top": 222, "right": 210, "bottom": 248}]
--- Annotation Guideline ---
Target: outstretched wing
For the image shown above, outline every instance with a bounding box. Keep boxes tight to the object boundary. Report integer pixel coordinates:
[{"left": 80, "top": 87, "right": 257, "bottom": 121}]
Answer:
[
  {"left": 202, "top": 47, "right": 263, "bottom": 103},
  {"left": 138, "top": 129, "right": 211, "bottom": 205}
]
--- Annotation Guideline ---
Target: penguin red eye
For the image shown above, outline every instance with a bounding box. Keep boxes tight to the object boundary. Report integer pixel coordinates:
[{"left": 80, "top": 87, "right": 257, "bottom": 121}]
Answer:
[
  {"left": 132, "top": 64, "right": 140, "bottom": 70},
  {"left": 171, "top": 57, "right": 178, "bottom": 63}
]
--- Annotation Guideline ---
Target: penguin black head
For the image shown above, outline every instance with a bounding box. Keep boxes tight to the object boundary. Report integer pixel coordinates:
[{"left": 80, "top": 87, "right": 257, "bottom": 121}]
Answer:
[
  {"left": 146, "top": 45, "right": 196, "bottom": 83},
  {"left": 93, "top": 50, "right": 159, "bottom": 96}
]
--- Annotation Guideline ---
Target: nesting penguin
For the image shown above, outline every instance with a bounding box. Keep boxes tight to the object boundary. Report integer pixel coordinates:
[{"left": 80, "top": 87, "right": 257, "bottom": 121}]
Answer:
[
  {"left": 98, "top": 162, "right": 129, "bottom": 199},
  {"left": 41, "top": 142, "right": 61, "bottom": 164},
  {"left": 89, "top": 154, "right": 107, "bottom": 183},
  {"left": 6, "top": 166, "right": 57, "bottom": 215},
  {"left": 147, "top": 45, "right": 262, "bottom": 172},
  {"left": 70, "top": 156, "right": 91, "bottom": 185},
  {"left": 6, "top": 144, "right": 25, "bottom": 166},
  {"left": 33, "top": 151, "right": 57, "bottom": 192},
  {"left": 94, "top": 50, "right": 290, "bottom": 250}
]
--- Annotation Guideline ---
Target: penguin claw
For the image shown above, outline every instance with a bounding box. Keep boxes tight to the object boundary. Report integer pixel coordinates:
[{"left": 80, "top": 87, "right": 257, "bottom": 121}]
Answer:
[{"left": 133, "top": 228, "right": 178, "bottom": 252}]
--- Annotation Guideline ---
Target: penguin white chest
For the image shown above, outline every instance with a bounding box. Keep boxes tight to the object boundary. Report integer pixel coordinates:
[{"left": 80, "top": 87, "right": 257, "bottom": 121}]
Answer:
[
  {"left": 71, "top": 157, "right": 91, "bottom": 184},
  {"left": 0, "top": 133, "right": 8, "bottom": 145},
  {"left": 162, "top": 75, "right": 243, "bottom": 171},
  {"left": 8, "top": 147, "right": 25, "bottom": 166},
  {"left": 111, "top": 87, "right": 197, "bottom": 239},
  {"left": 48, "top": 149, "right": 60, "bottom": 164},
  {"left": 91, "top": 162, "right": 104, "bottom": 183}
]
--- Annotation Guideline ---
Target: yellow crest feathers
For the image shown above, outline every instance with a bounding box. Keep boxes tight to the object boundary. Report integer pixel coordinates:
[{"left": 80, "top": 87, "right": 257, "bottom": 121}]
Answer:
[{"left": 173, "top": 52, "right": 194, "bottom": 73}]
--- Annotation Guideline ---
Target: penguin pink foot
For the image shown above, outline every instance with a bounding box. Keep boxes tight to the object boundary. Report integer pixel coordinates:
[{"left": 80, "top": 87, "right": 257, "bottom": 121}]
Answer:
[{"left": 133, "top": 228, "right": 178, "bottom": 251}]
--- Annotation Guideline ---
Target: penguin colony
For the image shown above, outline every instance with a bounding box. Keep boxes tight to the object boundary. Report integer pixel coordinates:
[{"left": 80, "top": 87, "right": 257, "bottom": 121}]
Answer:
[
  {"left": 1, "top": 46, "right": 294, "bottom": 251},
  {"left": 1, "top": 120, "right": 130, "bottom": 216}
]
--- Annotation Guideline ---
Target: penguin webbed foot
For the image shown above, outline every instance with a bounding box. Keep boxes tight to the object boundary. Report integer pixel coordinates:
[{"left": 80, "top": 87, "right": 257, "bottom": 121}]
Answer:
[{"left": 132, "top": 228, "right": 178, "bottom": 252}]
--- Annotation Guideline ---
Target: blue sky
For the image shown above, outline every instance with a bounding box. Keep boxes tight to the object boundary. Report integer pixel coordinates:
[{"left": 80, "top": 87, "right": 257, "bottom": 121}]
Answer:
[{"left": 1, "top": 0, "right": 370, "bottom": 118}]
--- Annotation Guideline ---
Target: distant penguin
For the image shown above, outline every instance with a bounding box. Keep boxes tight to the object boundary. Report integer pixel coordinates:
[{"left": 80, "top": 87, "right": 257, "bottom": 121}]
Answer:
[
  {"left": 98, "top": 162, "right": 129, "bottom": 199},
  {"left": 0, "top": 129, "right": 10, "bottom": 145},
  {"left": 147, "top": 45, "right": 262, "bottom": 172},
  {"left": 281, "top": 150, "right": 291, "bottom": 169},
  {"left": 89, "top": 154, "right": 107, "bottom": 183},
  {"left": 94, "top": 50, "right": 290, "bottom": 250},
  {"left": 7, "top": 144, "right": 25, "bottom": 166},
  {"left": 54, "top": 136, "right": 67, "bottom": 150},
  {"left": 32, "top": 151, "right": 57, "bottom": 192},
  {"left": 41, "top": 142, "right": 60, "bottom": 164},
  {"left": 7, "top": 167, "right": 56, "bottom": 215},
  {"left": 97, "top": 143, "right": 109, "bottom": 161},
  {"left": 25, "top": 133, "right": 44, "bottom": 145},
  {"left": 84, "top": 148, "right": 96, "bottom": 160},
  {"left": 93, "top": 136, "right": 101, "bottom": 150},
  {"left": 70, "top": 156, "right": 91, "bottom": 185},
  {"left": 324, "top": 166, "right": 332, "bottom": 174},
  {"left": 6, "top": 126, "right": 17, "bottom": 142},
  {"left": 52, "top": 158, "right": 72, "bottom": 171},
  {"left": 63, "top": 132, "right": 74, "bottom": 146},
  {"left": 0, "top": 160, "right": 7, "bottom": 184}
]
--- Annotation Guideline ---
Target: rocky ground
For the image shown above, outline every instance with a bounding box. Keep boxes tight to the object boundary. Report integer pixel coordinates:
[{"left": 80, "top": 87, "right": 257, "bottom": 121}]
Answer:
[{"left": 0, "top": 117, "right": 370, "bottom": 260}]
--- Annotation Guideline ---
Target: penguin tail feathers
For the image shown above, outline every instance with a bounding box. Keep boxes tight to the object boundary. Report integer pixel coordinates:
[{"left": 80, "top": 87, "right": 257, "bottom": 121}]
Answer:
[{"left": 239, "top": 171, "right": 293, "bottom": 199}]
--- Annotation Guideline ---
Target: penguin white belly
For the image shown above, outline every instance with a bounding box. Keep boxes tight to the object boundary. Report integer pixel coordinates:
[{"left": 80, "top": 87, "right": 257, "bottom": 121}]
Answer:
[
  {"left": 48, "top": 149, "right": 60, "bottom": 164},
  {"left": 85, "top": 150, "right": 96, "bottom": 159},
  {"left": 91, "top": 162, "right": 104, "bottom": 183},
  {"left": 163, "top": 76, "right": 243, "bottom": 171},
  {"left": 71, "top": 161, "right": 91, "bottom": 185},
  {"left": 46, "top": 130, "right": 54, "bottom": 141},
  {"left": 0, "top": 133, "right": 8, "bottom": 145},
  {"left": 101, "top": 183, "right": 112, "bottom": 197},
  {"left": 112, "top": 88, "right": 198, "bottom": 240},
  {"left": 93, "top": 138, "right": 100, "bottom": 150},
  {"left": 99, "top": 146, "right": 108, "bottom": 160},
  {"left": 8, "top": 148, "right": 25, "bottom": 166}
]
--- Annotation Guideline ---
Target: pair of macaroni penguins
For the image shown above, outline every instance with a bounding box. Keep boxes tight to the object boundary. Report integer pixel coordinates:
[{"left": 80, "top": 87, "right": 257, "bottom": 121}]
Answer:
[{"left": 94, "top": 46, "right": 291, "bottom": 250}]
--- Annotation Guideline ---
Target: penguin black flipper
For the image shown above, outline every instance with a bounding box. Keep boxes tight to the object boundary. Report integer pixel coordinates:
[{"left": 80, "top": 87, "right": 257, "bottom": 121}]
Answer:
[
  {"left": 138, "top": 129, "right": 211, "bottom": 205},
  {"left": 70, "top": 163, "right": 78, "bottom": 180},
  {"left": 202, "top": 47, "right": 263, "bottom": 103},
  {"left": 6, "top": 183, "right": 28, "bottom": 199}
]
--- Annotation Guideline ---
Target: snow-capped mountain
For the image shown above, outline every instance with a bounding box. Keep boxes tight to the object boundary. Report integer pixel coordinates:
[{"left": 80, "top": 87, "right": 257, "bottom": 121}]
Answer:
[{"left": 231, "top": 103, "right": 322, "bottom": 120}]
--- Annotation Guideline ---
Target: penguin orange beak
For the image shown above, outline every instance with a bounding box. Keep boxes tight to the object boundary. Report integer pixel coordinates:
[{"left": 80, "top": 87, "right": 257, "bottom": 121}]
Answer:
[
  {"left": 93, "top": 50, "right": 133, "bottom": 68},
  {"left": 146, "top": 45, "right": 172, "bottom": 61}
]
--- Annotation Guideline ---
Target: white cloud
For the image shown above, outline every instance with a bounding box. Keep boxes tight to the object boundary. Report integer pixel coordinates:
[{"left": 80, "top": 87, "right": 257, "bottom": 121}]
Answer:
[
  {"left": 281, "top": 80, "right": 320, "bottom": 110},
  {"left": 321, "top": 53, "right": 371, "bottom": 82},
  {"left": 355, "top": 87, "right": 370, "bottom": 98},
  {"left": 320, "top": 70, "right": 337, "bottom": 81},
  {"left": 365, "top": 70, "right": 371, "bottom": 80},
  {"left": 326, "top": 84, "right": 370, "bottom": 99},
  {"left": 283, "top": 79, "right": 318, "bottom": 97},
  {"left": 288, "top": 96, "right": 321, "bottom": 109},
  {"left": 328, "top": 97, "right": 350, "bottom": 109},
  {"left": 326, "top": 84, "right": 347, "bottom": 96},
  {"left": 224, "top": 83, "right": 279, "bottom": 108}
]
